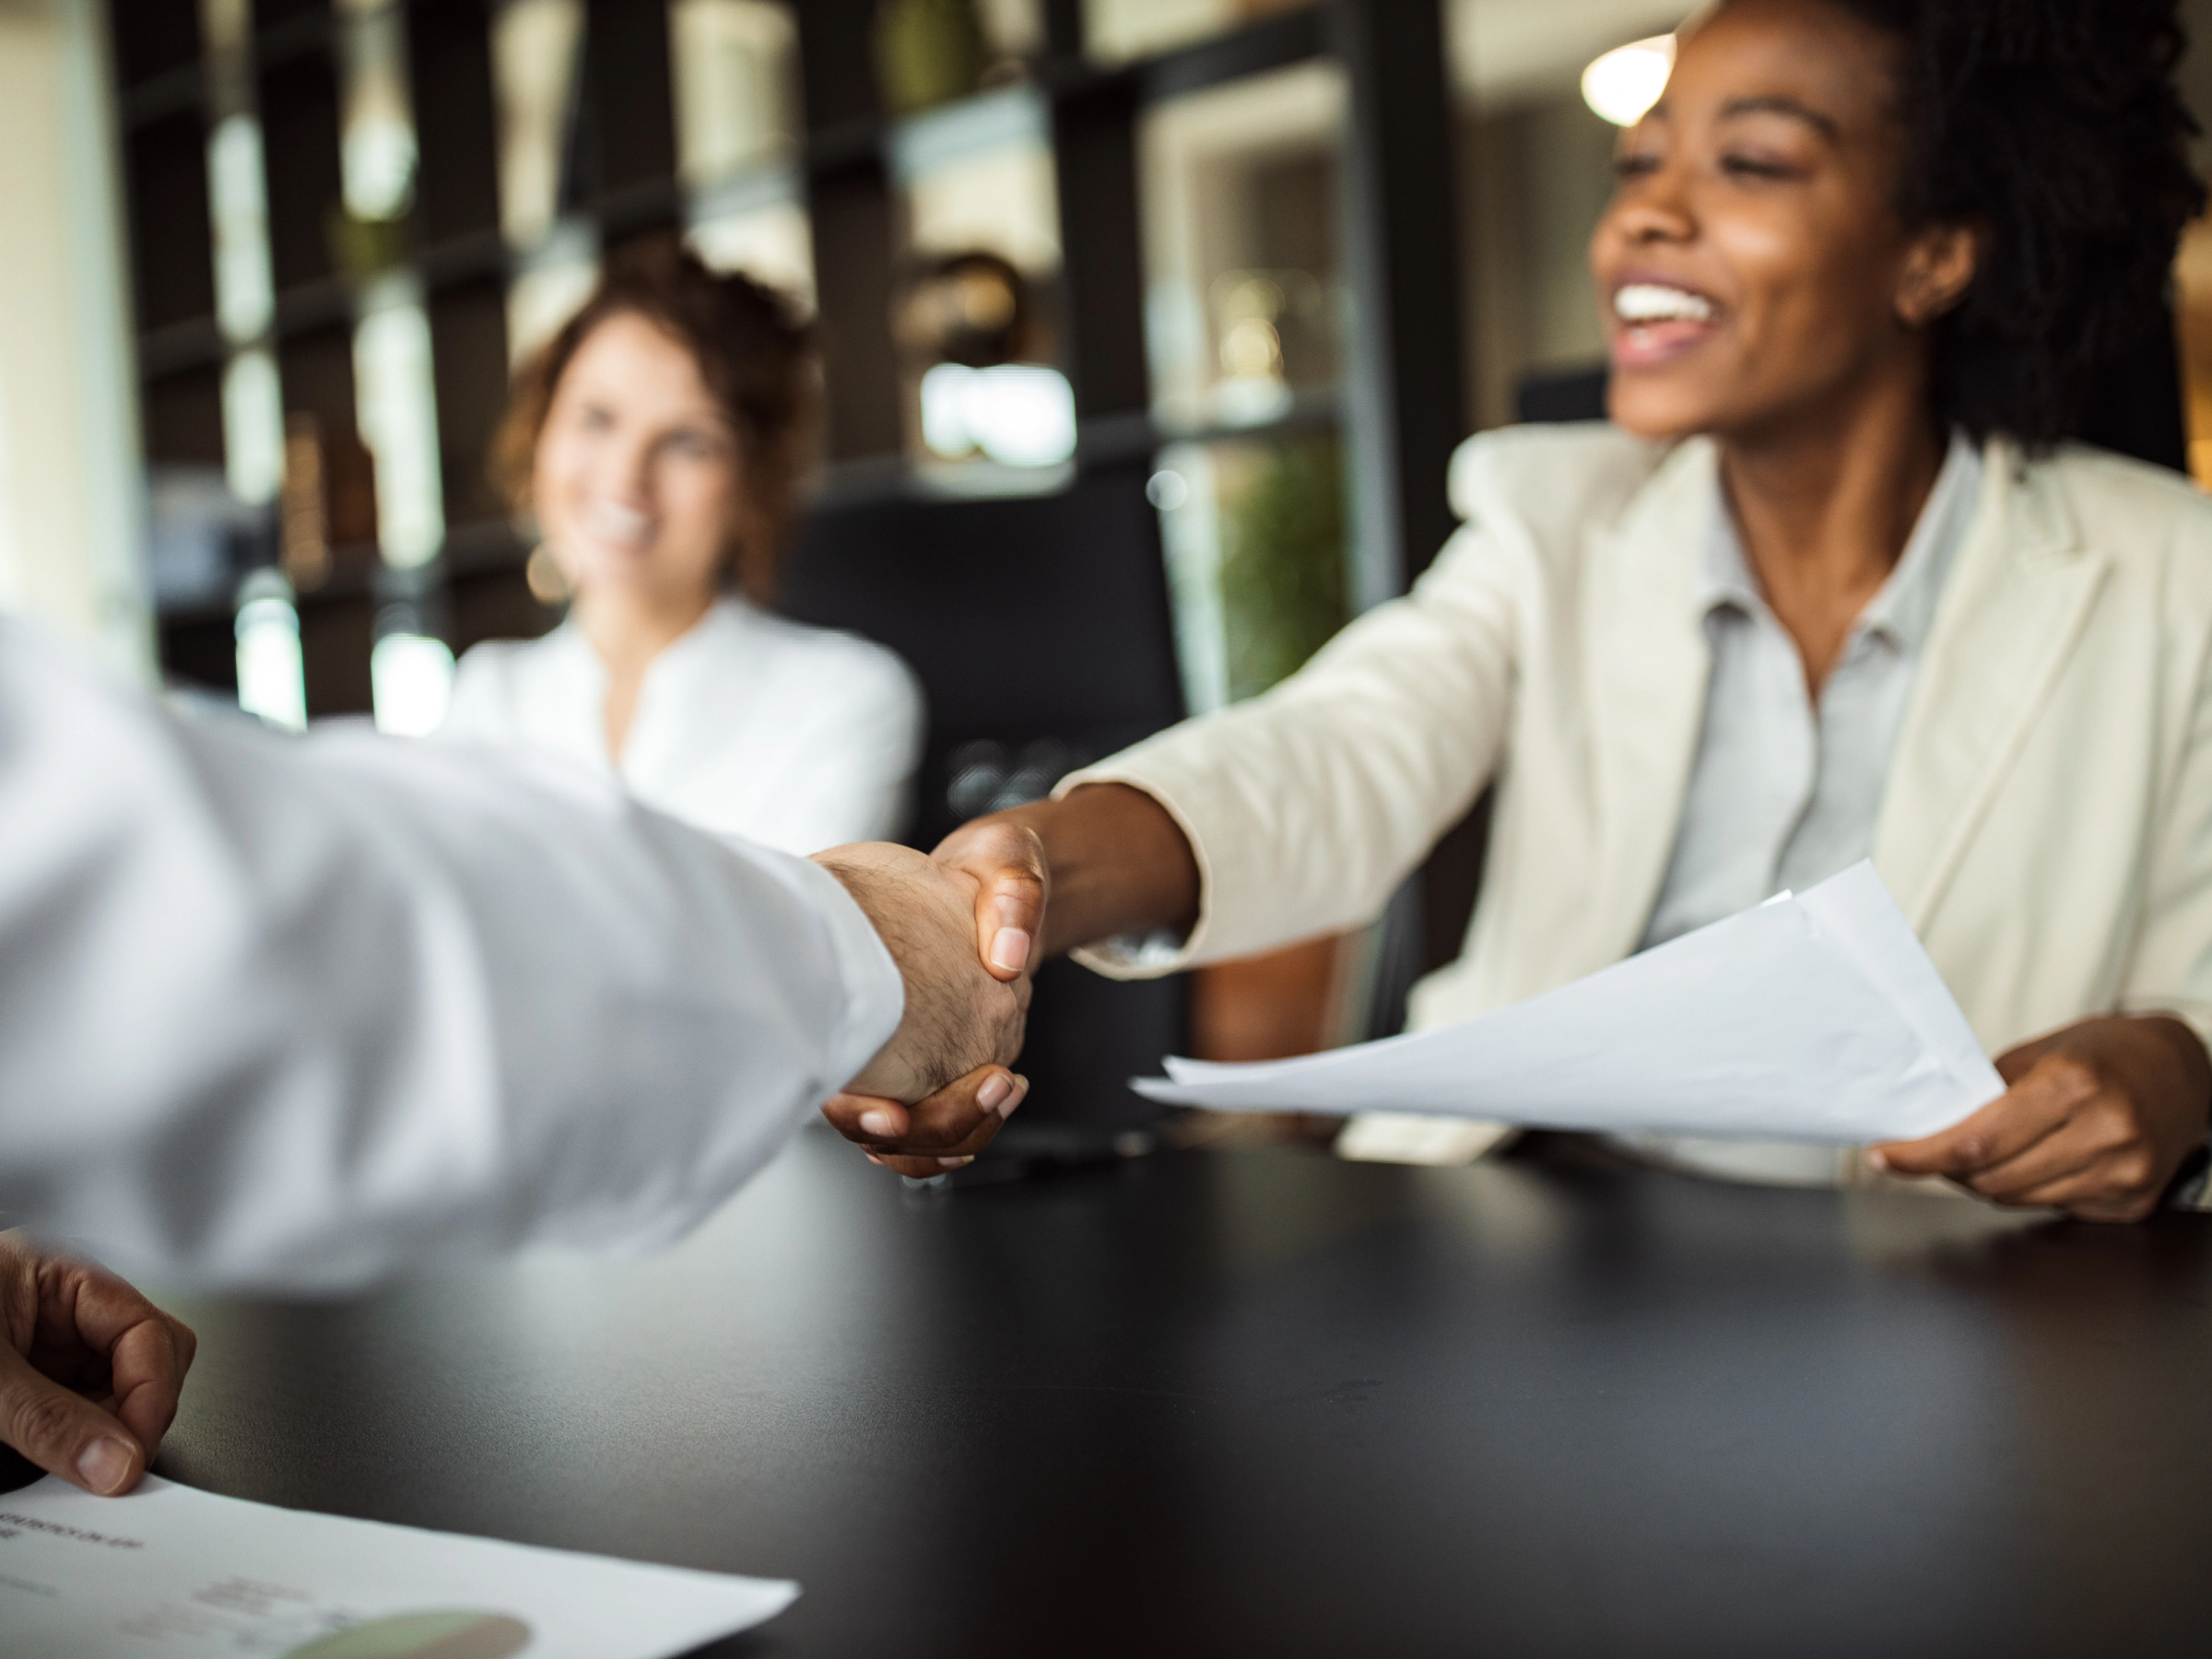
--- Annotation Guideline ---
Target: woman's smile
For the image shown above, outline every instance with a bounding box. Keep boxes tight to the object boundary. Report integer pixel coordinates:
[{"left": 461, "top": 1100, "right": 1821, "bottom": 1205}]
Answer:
[
  {"left": 576, "top": 499, "right": 656, "bottom": 557},
  {"left": 1608, "top": 275, "right": 1726, "bottom": 371}
]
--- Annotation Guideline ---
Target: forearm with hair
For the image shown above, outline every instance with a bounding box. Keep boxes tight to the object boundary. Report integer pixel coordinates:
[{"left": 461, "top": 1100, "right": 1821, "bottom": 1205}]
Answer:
[{"left": 816, "top": 859, "right": 986, "bottom": 1097}]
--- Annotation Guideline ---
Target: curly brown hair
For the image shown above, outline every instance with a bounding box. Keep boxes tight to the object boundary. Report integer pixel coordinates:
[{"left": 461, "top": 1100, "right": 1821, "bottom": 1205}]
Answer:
[{"left": 493, "top": 241, "right": 817, "bottom": 603}]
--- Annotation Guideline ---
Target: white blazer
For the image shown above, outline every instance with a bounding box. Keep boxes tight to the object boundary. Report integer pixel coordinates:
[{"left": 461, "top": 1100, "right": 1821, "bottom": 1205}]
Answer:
[
  {"left": 0, "top": 621, "right": 902, "bottom": 1290},
  {"left": 441, "top": 596, "right": 924, "bottom": 855},
  {"left": 1067, "top": 423, "right": 2212, "bottom": 1084}
]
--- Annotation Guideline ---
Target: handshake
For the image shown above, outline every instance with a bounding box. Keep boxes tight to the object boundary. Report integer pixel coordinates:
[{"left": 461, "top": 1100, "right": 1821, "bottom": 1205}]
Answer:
[{"left": 810, "top": 818, "right": 1051, "bottom": 1176}]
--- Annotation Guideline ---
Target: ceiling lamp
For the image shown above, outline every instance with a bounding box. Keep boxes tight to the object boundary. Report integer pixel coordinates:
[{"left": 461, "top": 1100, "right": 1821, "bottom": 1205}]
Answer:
[{"left": 1582, "top": 35, "right": 1677, "bottom": 127}]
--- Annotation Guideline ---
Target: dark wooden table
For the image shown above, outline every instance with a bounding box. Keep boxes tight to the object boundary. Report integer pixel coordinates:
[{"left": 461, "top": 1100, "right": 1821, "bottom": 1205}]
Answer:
[{"left": 131, "top": 1128, "right": 2212, "bottom": 1657}]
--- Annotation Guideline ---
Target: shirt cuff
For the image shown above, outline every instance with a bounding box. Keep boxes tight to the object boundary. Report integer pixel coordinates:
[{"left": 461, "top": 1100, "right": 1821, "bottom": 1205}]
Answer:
[
  {"left": 785, "top": 853, "right": 906, "bottom": 1089},
  {"left": 1053, "top": 766, "right": 1216, "bottom": 981}
]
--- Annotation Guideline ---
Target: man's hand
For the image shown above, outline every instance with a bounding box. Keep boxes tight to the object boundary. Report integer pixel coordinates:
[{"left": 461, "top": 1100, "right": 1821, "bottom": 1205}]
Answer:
[
  {"left": 0, "top": 1231, "right": 196, "bottom": 1495},
  {"left": 813, "top": 842, "right": 1030, "bottom": 1102},
  {"left": 822, "top": 1064, "right": 1031, "bottom": 1175},
  {"left": 1872, "top": 1016, "right": 2212, "bottom": 1222}
]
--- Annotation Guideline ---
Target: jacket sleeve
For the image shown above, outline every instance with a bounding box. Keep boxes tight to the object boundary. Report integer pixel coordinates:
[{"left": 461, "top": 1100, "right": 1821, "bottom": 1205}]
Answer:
[
  {"left": 0, "top": 622, "right": 903, "bottom": 1289},
  {"left": 1055, "top": 507, "right": 1528, "bottom": 978}
]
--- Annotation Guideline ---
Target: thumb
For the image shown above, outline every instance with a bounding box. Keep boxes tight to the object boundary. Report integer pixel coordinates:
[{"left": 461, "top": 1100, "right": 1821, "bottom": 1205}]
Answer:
[
  {"left": 937, "top": 821, "right": 1046, "bottom": 982},
  {"left": 0, "top": 1345, "right": 145, "bottom": 1496}
]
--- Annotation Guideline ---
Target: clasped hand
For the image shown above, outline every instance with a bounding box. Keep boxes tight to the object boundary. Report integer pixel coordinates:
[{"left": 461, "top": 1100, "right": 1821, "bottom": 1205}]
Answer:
[
  {"left": 0, "top": 1230, "right": 196, "bottom": 1496},
  {"left": 814, "top": 823, "right": 1048, "bottom": 1175}
]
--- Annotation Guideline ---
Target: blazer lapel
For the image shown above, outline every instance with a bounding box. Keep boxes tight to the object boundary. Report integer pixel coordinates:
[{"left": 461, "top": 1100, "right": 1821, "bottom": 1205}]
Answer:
[
  {"left": 1583, "top": 439, "right": 1716, "bottom": 962},
  {"left": 1875, "top": 440, "right": 2109, "bottom": 927}
]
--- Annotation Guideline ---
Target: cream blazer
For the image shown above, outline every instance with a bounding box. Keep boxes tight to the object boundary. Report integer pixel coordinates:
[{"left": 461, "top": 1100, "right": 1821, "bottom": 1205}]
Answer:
[{"left": 1065, "top": 423, "right": 2212, "bottom": 1080}]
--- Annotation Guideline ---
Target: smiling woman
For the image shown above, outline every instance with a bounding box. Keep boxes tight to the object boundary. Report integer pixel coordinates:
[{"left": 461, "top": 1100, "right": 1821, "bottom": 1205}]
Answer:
[
  {"left": 912, "top": 0, "right": 2212, "bottom": 1221},
  {"left": 434, "top": 245, "right": 924, "bottom": 856}
]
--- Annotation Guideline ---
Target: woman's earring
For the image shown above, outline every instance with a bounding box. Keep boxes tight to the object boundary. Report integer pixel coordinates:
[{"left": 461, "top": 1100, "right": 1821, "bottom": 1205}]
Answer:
[{"left": 525, "top": 544, "right": 572, "bottom": 605}]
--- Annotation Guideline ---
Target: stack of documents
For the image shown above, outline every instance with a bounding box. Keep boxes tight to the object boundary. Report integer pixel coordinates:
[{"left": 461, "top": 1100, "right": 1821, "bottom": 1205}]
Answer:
[
  {"left": 0, "top": 1474, "right": 795, "bottom": 1658},
  {"left": 1135, "top": 863, "right": 2004, "bottom": 1145}
]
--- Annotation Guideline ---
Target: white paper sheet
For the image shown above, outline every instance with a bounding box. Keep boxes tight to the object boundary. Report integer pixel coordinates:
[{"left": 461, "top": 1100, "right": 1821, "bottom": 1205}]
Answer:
[
  {"left": 1134, "top": 862, "right": 2005, "bottom": 1144},
  {"left": 0, "top": 1474, "right": 796, "bottom": 1659}
]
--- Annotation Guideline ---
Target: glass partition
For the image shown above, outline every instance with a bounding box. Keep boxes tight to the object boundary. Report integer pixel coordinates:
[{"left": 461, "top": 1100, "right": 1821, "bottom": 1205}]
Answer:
[{"left": 1138, "top": 59, "right": 1344, "bottom": 435}]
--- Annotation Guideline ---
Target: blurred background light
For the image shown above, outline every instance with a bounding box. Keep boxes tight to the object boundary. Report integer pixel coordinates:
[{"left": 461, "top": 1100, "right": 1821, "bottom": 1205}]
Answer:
[
  {"left": 234, "top": 571, "right": 307, "bottom": 731},
  {"left": 371, "top": 629, "right": 456, "bottom": 736},
  {"left": 354, "top": 278, "right": 446, "bottom": 568},
  {"left": 1581, "top": 35, "right": 1675, "bottom": 127},
  {"left": 207, "top": 113, "right": 274, "bottom": 344},
  {"left": 919, "top": 362, "right": 1077, "bottom": 466},
  {"left": 220, "top": 348, "right": 286, "bottom": 507}
]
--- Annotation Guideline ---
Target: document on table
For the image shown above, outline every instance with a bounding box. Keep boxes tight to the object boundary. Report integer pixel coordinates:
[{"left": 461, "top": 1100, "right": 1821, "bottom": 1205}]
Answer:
[
  {"left": 1134, "top": 862, "right": 2006, "bottom": 1144},
  {"left": 0, "top": 1473, "right": 796, "bottom": 1659}
]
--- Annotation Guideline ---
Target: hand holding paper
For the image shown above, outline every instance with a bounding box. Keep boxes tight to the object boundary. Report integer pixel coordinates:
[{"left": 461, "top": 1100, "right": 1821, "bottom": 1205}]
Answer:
[
  {"left": 1135, "top": 864, "right": 2004, "bottom": 1145},
  {"left": 0, "top": 1230, "right": 196, "bottom": 1498}
]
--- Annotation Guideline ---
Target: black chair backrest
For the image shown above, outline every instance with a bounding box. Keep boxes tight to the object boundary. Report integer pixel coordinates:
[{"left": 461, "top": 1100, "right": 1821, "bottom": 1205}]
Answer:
[{"left": 781, "top": 463, "right": 1189, "bottom": 1136}]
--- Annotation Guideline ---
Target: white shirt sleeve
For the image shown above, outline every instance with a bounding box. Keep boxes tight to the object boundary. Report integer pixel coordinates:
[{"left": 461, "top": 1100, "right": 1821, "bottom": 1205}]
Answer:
[{"left": 0, "top": 621, "right": 903, "bottom": 1290}]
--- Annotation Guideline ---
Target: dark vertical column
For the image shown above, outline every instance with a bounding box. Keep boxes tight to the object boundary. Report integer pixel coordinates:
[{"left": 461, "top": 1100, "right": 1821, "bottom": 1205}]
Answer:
[
  {"left": 565, "top": 0, "right": 679, "bottom": 244},
  {"left": 1041, "top": 0, "right": 1084, "bottom": 60},
  {"left": 407, "top": 0, "right": 501, "bottom": 247},
  {"left": 277, "top": 325, "right": 377, "bottom": 716},
  {"left": 142, "top": 369, "right": 226, "bottom": 468},
  {"left": 109, "top": 0, "right": 202, "bottom": 84},
  {"left": 124, "top": 113, "right": 217, "bottom": 334},
  {"left": 1052, "top": 80, "right": 1150, "bottom": 427},
  {"left": 407, "top": 0, "right": 510, "bottom": 543},
  {"left": 1331, "top": 0, "right": 1466, "bottom": 606},
  {"left": 257, "top": 44, "right": 345, "bottom": 294},
  {"left": 427, "top": 281, "right": 512, "bottom": 530},
  {"left": 794, "top": 0, "right": 902, "bottom": 461},
  {"left": 111, "top": 1, "right": 225, "bottom": 689}
]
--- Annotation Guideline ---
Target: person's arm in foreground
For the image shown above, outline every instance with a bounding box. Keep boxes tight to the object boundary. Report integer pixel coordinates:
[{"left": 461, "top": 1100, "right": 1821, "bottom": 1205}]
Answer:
[
  {"left": 0, "top": 1230, "right": 194, "bottom": 1495},
  {"left": 0, "top": 620, "right": 1020, "bottom": 1289}
]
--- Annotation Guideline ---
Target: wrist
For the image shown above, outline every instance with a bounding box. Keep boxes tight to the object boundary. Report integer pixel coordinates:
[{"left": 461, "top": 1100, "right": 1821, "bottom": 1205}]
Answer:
[{"left": 994, "top": 784, "right": 1199, "bottom": 958}]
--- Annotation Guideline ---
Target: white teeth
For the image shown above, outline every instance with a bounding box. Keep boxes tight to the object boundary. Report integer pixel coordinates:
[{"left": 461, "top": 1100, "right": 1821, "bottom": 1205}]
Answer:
[
  {"left": 586, "top": 503, "right": 650, "bottom": 543},
  {"left": 1614, "top": 283, "right": 1716, "bottom": 324}
]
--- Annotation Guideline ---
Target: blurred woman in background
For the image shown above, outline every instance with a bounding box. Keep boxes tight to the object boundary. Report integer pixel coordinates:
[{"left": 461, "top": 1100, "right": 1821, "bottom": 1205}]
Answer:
[{"left": 441, "top": 246, "right": 923, "bottom": 854}]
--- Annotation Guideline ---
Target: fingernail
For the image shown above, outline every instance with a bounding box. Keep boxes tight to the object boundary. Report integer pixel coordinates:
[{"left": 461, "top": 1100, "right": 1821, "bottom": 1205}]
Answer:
[
  {"left": 977, "top": 1073, "right": 1013, "bottom": 1112},
  {"left": 938, "top": 1156, "right": 973, "bottom": 1170},
  {"left": 77, "top": 1438, "right": 134, "bottom": 1495},
  {"left": 1866, "top": 1150, "right": 1889, "bottom": 1171},
  {"left": 989, "top": 927, "right": 1031, "bottom": 973},
  {"left": 999, "top": 1075, "right": 1030, "bottom": 1119},
  {"left": 858, "top": 1109, "right": 900, "bottom": 1137},
  {"left": 865, "top": 1153, "right": 886, "bottom": 1167}
]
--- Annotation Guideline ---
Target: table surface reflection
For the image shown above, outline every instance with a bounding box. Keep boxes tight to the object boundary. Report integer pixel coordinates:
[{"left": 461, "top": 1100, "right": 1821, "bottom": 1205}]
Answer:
[{"left": 137, "top": 1128, "right": 2212, "bottom": 1658}]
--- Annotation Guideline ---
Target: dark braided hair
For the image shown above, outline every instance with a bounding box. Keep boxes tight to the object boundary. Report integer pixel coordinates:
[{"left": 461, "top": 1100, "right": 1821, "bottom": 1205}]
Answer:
[{"left": 1826, "top": 0, "right": 2205, "bottom": 448}]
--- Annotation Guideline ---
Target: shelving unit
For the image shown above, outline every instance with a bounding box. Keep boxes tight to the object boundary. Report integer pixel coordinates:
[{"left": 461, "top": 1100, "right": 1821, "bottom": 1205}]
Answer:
[
  {"left": 106, "top": 0, "right": 1475, "bottom": 1120},
  {"left": 108, "top": 0, "right": 1464, "bottom": 694}
]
